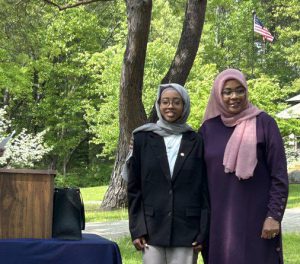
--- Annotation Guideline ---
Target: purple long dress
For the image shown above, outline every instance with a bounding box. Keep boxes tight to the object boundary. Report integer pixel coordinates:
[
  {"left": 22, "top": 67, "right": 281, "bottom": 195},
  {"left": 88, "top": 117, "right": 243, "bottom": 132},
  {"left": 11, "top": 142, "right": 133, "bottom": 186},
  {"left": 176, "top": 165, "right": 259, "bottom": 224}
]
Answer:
[{"left": 200, "top": 112, "right": 288, "bottom": 264}]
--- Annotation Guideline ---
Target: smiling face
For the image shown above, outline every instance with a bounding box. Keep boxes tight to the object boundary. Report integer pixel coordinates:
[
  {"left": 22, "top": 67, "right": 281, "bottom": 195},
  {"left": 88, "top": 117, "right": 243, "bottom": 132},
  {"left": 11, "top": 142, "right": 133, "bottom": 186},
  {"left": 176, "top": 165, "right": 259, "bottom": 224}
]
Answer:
[
  {"left": 221, "top": 79, "right": 248, "bottom": 115},
  {"left": 159, "top": 89, "right": 184, "bottom": 123}
]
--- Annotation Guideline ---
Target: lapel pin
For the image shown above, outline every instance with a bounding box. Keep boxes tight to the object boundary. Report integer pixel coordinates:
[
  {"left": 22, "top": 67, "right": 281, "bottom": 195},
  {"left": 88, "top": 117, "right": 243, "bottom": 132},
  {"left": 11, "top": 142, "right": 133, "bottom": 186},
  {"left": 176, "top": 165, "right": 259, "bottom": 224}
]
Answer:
[{"left": 180, "top": 153, "right": 185, "bottom": 157}]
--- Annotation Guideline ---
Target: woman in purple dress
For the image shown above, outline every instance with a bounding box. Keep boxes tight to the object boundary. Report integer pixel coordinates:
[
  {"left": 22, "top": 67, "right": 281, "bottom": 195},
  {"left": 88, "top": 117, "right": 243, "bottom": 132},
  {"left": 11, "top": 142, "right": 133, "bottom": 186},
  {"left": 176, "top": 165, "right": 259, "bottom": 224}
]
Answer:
[{"left": 199, "top": 69, "right": 289, "bottom": 264}]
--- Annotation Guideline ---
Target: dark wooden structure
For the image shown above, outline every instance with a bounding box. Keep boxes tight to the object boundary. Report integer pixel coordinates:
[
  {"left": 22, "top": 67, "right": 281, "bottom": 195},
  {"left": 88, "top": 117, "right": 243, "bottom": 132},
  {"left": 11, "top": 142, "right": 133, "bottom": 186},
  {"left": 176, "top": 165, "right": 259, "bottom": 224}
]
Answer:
[{"left": 0, "top": 169, "right": 56, "bottom": 239}]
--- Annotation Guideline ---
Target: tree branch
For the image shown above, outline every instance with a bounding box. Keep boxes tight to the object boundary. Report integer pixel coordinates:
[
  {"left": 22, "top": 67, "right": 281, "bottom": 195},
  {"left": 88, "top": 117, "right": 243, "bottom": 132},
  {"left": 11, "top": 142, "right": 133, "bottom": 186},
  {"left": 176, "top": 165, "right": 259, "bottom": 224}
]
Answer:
[
  {"left": 161, "top": 0, "right": 207, "bottom": 85},
  {"left": 43, "top": 0, "right": 114, "bottom": 11},
  {"left": 148, "top": 0, "right": 207, "bottom": 122}
]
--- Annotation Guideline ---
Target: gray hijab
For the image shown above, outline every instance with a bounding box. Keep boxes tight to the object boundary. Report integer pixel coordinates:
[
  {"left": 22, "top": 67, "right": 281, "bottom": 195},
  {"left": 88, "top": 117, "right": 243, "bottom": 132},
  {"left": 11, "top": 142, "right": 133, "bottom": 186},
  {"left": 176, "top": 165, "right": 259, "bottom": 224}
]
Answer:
[
  {"left": 122, "top": 83, "right": 193, "bottom": 181},
  {"left": 132, "top": 83, "right": 193, "bottom": 136}
]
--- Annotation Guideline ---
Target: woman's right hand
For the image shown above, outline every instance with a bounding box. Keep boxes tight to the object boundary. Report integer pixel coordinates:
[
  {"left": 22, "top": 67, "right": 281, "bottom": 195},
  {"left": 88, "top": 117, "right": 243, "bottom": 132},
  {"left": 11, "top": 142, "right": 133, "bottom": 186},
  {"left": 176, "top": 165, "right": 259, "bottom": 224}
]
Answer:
[
  {"left": 261, "top": 217, "right": 280, "bottom": 239},
  {"left": 133, "top": 237, "right": 148, "bottom": 250}
]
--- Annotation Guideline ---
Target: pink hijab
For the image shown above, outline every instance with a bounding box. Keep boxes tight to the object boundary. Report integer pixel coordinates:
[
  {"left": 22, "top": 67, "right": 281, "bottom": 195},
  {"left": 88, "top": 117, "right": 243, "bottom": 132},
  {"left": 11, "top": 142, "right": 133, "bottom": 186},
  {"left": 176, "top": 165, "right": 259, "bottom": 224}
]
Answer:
[{"left": 203, "top": 69, "right": 262, "bottom": 179}]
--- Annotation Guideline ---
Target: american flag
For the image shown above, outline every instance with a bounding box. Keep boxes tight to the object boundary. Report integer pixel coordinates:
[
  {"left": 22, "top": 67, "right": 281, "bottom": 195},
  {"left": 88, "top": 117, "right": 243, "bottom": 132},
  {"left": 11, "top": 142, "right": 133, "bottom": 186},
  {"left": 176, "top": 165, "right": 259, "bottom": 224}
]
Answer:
[{"left": 254, "top": 15, "right": 274, "bottom": 42}]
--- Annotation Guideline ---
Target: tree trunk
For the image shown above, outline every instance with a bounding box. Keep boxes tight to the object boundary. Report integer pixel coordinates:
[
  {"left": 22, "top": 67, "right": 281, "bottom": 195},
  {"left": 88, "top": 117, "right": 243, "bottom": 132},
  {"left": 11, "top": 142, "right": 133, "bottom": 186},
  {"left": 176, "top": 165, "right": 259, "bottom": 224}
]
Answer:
[
  {"left": 162, "top": 0, "right": 207, "bottom": 85},
  {"left": 149, "top": 0, "right": 207, "bottom": 122},
  {"left": 101, "top": 0, "right": 152, "bottom": 209}
]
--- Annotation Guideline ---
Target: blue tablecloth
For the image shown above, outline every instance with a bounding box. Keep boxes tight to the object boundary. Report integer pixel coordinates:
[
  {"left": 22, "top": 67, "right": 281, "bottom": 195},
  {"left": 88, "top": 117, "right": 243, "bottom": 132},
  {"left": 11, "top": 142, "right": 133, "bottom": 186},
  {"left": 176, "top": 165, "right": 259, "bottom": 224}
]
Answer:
[{"left": 0, "top": 234, "right": 122, "bottom": 264}]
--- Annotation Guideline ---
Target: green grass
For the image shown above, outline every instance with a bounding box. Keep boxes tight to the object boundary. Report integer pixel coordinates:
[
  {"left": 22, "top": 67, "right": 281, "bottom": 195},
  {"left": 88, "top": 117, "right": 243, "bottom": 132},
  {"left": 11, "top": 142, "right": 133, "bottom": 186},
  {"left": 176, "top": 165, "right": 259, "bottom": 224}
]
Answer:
[
  {"left": 283, "top": 233, "right": 300, "bottom": 264},
  {"left": 81, "top": 186, "right": 128, "bottom": 222},
  {"left": 287, "top": 184, "right": 300, "bottom": 209},
  {"left": 81, "top": 186, "right": 107, "bottom": 201},
  {"left": 116, "top": 234, "right": 300, "bottom": 264},
  {"left": 115, "top": 237, "right": 141, "bottom": 264},
  {"left": 85, "top": 207, "right": 128, "bottom": 222}
]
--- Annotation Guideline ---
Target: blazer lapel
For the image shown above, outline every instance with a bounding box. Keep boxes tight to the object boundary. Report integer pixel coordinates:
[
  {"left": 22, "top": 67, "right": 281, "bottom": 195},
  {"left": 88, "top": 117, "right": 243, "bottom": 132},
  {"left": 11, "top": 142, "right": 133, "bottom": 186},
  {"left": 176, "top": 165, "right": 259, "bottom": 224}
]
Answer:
[
  {"left": 172, "top": 132, "right": 196, "bottom": 182},
  {"left": 148, "top": 133, "right": 171, "bottom": 181}
]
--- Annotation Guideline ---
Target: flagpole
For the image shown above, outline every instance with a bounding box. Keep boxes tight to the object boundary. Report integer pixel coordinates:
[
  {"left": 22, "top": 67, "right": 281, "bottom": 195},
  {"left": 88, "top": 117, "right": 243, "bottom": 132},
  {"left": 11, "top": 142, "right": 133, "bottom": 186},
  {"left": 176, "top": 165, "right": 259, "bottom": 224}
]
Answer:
[{"left": 251, "top": 11, "right": 256, "bottom": 77}]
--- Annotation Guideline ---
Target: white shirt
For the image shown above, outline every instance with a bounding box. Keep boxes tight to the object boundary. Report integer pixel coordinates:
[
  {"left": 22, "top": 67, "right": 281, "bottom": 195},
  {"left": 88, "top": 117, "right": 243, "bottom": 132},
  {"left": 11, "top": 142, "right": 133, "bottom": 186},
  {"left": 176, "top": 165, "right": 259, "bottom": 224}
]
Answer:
[{"left": 163, "top": 134, "right": 182, "bottom": 177}]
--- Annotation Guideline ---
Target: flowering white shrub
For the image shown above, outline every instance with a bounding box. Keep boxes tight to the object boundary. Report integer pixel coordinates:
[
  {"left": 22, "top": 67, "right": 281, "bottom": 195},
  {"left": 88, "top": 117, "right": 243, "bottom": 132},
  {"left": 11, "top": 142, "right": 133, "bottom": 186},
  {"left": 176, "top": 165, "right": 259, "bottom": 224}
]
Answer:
[{"left": 0, "top": 108, "right": 52, "bottom": 168}]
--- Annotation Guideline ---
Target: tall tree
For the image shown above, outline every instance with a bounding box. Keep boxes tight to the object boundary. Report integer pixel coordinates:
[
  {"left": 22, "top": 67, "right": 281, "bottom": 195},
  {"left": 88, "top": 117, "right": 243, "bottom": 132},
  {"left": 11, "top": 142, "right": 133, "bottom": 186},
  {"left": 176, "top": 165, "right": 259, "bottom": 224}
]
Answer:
[
  {"left": 43, "top": 0, "right": 207, "bottom": 208},
  {"left": 101, "top": 0, "right": 152, "bottom": 208},
  {"left": 102, "top": 0, "right": 207, "bottom": 208}
]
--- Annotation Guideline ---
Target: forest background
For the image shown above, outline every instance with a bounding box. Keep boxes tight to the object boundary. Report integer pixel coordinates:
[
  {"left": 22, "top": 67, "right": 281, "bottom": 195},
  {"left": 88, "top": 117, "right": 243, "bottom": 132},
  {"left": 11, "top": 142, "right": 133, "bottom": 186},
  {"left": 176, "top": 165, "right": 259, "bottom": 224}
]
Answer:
[{"left": 0, "top": 0, "right": 299, "bottom": 208}]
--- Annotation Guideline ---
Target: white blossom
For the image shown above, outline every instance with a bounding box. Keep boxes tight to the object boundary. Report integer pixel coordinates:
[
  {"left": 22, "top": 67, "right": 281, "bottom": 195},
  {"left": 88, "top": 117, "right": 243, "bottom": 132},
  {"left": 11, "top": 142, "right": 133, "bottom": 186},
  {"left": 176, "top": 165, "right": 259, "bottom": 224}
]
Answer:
[{"left": 0, "top": 108, "right": 52, "bottom": 168}]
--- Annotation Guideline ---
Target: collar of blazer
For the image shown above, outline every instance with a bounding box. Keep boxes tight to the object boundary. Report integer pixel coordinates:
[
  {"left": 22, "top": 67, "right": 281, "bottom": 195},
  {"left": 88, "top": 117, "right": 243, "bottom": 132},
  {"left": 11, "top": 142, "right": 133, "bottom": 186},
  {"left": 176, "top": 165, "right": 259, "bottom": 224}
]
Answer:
[{"left": 148, "top": 131, "right": 197, "bottom": 182}]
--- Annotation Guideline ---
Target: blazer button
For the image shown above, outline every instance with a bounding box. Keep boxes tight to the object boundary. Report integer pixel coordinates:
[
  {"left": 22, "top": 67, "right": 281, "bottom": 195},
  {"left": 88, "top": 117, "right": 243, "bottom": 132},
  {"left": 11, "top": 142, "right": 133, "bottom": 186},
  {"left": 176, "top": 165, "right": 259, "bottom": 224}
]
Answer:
[
  {"left": 169, "top": 190, "right": 173, "bottom": 195},
  {"left": 168, "top": 212, "right": 172, "bottom": 217},
  {"left": 276, "top": 247, "right": 281, "bottom": 252}
]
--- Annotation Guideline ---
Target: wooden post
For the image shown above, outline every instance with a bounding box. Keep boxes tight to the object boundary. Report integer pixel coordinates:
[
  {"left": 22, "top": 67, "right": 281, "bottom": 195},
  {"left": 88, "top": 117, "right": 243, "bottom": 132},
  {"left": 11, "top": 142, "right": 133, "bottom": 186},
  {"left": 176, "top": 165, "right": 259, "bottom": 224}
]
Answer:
[{"left": 0, "top": 169, "right": 56, "bottom": 239}]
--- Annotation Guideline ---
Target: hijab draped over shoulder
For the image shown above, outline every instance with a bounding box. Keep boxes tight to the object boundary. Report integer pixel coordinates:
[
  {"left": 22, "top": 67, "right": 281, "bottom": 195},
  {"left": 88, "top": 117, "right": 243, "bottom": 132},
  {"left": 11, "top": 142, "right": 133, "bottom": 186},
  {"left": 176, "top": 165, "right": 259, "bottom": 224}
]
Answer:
[
  {"left": 203, "top": 69, "right": 263, "bottom": 179},
  {"left": 122, "top": 83, "right": 193, "bottom": 181}
]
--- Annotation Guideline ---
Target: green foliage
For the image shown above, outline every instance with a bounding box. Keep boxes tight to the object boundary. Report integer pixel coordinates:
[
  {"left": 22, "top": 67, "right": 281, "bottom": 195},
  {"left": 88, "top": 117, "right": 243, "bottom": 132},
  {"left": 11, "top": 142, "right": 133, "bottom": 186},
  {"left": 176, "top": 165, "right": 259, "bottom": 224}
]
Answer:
[
  {"left": 143, "top": 39, "right": 177, "bottom": 115},
  {"left": 150, "top": 0, "right": 183, "bottom": 45},
  {"left": 0, "top": 0, "right": 126, "bottom": 173},
  {"left": 248, "top": 76, "right": 284, "bottom": 115},
  {"left": 0, "top": 0, "right": 299, "bottom": 185},
  {"left": 186, "top": 62, "right": 218, "bottom": 128},
  {"left": 83, "top": 46, "right": 123, "bottom": 158},
  {"left": 54, "top": 161, "right": 113, "bottom": 187}
]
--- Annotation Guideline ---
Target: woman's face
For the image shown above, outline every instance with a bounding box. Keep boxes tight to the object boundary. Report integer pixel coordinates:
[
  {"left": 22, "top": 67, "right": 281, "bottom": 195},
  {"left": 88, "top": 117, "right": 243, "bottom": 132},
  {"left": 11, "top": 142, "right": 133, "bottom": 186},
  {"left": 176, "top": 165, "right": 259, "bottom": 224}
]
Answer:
[
  {"left": 221, "top": 79, "right": 247, "bottom": 115},
  {"left": 159, "top": 89, "right": 184, "bottom": 123}
]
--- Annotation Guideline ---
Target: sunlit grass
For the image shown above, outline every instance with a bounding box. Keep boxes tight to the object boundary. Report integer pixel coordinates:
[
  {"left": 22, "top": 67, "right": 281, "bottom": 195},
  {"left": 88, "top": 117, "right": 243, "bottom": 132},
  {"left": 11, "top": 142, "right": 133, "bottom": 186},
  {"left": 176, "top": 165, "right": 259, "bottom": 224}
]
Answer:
[
  {"left": 85, "top": 207, "right": 128, "bottom": 222},
  {"left": 287, "top": 184, "right": 300, "bottom": 209},
  {"left": 81, "top": 186, "right": 107, "bottom": 202},
  {"left": 283, "top": 233, "right": 300, "bottom": 264},
  {"left": 81, "top": 186, "right": 128, "bottom": 222}
]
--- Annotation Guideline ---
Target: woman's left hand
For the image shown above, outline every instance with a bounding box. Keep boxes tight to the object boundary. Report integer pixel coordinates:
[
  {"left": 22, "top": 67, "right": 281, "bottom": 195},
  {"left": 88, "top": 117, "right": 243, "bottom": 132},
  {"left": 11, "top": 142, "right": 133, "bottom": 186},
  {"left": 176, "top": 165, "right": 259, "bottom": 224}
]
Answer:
[
  {"left": 192, "top": 241, "right": 203, "bottom": 253},
  {"left": 261, "top": 217, "right": 280, "bottom": 239}
]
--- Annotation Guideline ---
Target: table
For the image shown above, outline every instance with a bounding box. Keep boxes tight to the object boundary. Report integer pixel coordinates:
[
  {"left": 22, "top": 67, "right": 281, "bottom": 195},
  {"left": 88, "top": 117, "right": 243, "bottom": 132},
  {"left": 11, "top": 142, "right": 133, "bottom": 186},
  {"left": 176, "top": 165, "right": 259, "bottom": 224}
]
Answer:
[{"left": 0, "top": 234, "right": 122, "bottom": 264}]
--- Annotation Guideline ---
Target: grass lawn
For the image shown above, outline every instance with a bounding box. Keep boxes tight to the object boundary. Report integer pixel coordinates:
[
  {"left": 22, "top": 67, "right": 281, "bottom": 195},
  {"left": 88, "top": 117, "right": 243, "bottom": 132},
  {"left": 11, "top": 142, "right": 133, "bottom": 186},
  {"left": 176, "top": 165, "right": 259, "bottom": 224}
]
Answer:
[
  {"left": 80, "top": 186, "right": 128, "bottom": 222},
  {"left": 287, "top": 184, "right": 300, "bottom": 208},
  {"left": 81, "top": 186, "right": 107, "bottom": 201},
  {"left": 116, "top": 233, "right": 300, "bottom": 264}
]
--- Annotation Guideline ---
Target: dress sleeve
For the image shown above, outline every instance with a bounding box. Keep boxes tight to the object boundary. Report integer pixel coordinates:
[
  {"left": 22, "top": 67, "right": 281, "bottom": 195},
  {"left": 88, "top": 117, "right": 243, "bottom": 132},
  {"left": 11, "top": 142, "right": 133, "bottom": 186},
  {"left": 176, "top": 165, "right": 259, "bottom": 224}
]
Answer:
[
  {"left": 127, "top": 134, "right": 148, "bottom": 240},
  {"left": 264, "top": 116, "right": 289, "bottom": 222}
]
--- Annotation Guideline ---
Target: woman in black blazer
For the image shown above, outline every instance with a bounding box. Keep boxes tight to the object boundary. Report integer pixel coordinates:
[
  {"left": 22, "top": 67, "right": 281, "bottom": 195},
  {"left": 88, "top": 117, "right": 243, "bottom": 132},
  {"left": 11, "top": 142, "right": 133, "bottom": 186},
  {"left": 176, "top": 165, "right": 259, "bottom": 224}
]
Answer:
[{"left": 127, "top": 83, "right": 209, "bottom": 264}]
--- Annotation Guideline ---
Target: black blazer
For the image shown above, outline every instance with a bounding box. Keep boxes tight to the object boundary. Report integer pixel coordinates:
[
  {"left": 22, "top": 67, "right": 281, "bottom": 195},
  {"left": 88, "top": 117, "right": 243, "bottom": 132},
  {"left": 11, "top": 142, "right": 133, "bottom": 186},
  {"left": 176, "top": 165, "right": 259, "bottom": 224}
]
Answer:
[{"left": 127, "top": 131, "right": 209, "bottom": 247}]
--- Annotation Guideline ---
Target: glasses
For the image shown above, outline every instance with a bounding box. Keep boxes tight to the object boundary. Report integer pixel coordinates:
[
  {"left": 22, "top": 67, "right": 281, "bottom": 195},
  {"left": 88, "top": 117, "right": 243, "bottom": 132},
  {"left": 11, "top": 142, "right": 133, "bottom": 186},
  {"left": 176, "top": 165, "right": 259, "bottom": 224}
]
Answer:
[
  {"left": 160, "top": 98, "right": 183, "bottom": 107},
  {"left": 221, "top": 87, "right": 246, "bottom": 97}
]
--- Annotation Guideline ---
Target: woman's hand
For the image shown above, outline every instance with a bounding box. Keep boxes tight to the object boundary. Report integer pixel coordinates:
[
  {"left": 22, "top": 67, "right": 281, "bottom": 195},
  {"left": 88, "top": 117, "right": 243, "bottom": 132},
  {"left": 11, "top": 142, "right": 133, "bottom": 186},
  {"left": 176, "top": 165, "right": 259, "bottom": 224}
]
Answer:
[
  {"left": 192, "top": 241, "right": 203, "bottom": 253},
  {"left": 261, "top": 217, "right": 280, "bottom": 239},
  {"left": 133, "top": 237, "right": 148, "bottom": 250}
]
